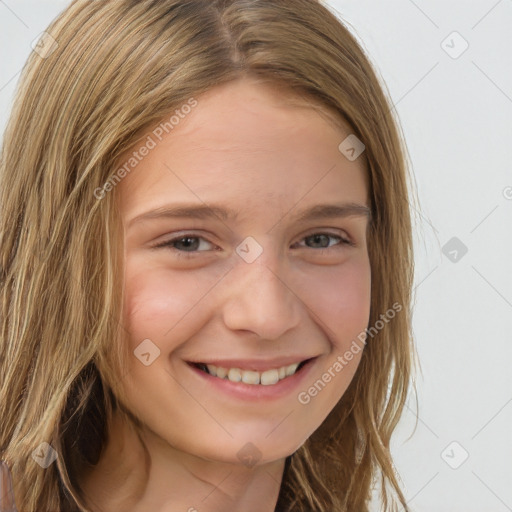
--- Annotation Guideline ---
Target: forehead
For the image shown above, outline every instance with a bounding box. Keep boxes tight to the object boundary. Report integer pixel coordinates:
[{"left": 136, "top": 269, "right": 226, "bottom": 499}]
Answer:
[
  {"left": 117, "top": 77, "right": 368, "bottom": 219},
  {"left": 167, "top": 76, "right": 352, "bottom": 150}
]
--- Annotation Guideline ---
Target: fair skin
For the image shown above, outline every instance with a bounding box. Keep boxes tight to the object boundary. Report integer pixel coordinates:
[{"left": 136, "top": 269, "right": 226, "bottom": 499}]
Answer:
[{"left": 79, "top": 76, "right": 371, "bottom": 512}]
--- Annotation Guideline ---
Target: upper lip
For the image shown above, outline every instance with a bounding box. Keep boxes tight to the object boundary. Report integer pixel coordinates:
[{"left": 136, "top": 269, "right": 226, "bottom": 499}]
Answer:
[{"left": 186, "top": 356, "right": 317, "bottom": 372}]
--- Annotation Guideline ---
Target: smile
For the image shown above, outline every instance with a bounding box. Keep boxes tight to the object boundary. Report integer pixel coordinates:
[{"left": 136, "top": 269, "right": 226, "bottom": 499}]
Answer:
[{"left": 190, "top": 360, "right": 310, "bottom": 385}]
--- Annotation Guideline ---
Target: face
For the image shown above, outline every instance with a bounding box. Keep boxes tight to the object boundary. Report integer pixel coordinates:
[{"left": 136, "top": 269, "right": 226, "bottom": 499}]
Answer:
[{"left": 116, "top": 76, "right": 371, "bottom": 466}]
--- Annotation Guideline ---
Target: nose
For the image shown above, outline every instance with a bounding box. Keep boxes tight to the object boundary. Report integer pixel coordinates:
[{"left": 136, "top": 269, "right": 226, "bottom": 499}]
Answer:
[{"left": 220, "top": 252, "right": 302, "bottom": 340}]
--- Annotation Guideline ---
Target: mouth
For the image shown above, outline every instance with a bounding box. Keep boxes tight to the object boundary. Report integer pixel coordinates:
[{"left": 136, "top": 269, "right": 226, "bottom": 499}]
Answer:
[{"left": 186, "top": 358, "right": 314, "bottom": 386}]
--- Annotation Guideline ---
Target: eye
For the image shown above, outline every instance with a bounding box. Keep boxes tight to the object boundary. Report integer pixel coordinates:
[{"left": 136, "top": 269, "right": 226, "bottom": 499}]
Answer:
[
  {"left": 154, "top": 234, "right": 216, "bottom": 254},
  {"left": 293, "top": 232, "right": 354, "bottom": 250},
  {"left": 153, "top": 231, "right": 353, "bottom": 257}
]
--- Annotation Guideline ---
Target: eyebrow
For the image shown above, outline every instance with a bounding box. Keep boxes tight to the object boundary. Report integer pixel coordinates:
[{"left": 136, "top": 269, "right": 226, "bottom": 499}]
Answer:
[{"left": 128, "top": 202, "right": 371, "bottom": 228}]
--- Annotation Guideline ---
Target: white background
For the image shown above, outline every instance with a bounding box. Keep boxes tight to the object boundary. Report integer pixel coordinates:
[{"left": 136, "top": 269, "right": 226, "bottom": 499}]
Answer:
[{"left": 1, "top": 1, "right": 511, "bottom": 511}]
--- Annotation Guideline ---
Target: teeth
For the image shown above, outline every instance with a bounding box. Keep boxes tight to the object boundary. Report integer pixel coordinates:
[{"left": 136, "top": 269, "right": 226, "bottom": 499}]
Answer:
[
  {"left": 214, "top": 366, "right": 227, "bottom": 379},
  {"left": 242, "top": 370, "right": 260, "bottom": 385},
  {"left": 201, "top": 362, "right": 304, "bottom": 385},
  {"left": 260, "top": 369, "right": 279, "bottom": 385},
  {"left": 227, "top": 368, "right": 241, "bottom": 382},
  {"left": 285, "top": 363, "right": 299, "bottom": 376}
]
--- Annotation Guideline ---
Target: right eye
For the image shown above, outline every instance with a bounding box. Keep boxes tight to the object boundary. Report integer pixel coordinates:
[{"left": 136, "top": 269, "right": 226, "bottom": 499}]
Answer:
[{"left": 154, "top": 234, "right": 218, "bottom": 256}]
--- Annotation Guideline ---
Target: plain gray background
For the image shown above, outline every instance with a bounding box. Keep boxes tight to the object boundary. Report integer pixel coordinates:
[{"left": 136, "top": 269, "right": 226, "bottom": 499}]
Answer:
[{"left": 1, "top": 1, "right": 511, "bottom": 511}]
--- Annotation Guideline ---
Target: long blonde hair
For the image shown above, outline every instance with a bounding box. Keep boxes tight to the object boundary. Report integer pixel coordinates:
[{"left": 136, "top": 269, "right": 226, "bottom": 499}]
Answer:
[{"left": 0, "top": 1, "right": 418, "bottom": 510}]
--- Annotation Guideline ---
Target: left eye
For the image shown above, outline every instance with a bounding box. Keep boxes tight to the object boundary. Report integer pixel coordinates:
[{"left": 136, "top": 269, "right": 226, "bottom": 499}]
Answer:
[
  {"left": 154, "top": 232, "right": 352, "bottom": 254},
  {"left": 295, "top": 233, "right": 352, "bottom": 249}
]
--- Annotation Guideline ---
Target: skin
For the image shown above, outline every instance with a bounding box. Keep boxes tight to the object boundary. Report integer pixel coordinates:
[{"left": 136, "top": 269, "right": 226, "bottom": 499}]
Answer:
[{"left": 79, "top": 75, "right": 371, "bottom": 512}]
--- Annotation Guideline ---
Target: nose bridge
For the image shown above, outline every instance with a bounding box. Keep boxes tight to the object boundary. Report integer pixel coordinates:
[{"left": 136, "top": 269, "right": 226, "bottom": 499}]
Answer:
[{"left": 220, "top": 243, "right": 302, "bottom": 339}]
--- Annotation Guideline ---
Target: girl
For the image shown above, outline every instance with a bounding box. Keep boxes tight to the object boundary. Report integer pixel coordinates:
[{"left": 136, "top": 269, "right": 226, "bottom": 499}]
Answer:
[{"left": 0, "top": 1, "right": 417, "bottom": 510}]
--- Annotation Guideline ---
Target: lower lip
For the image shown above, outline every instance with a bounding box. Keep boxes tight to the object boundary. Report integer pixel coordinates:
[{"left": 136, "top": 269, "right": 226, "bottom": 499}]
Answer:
[{"left": 185, "top": 358, "right": 318, "bottom": 401}]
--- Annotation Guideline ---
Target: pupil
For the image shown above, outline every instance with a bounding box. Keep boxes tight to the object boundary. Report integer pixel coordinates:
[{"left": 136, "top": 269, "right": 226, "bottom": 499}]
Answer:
[
  {"left": 176, "top": 237, "right": 199, "bottom": 251},
  {"left": 309, "top": 234, "right": 329, "bottom": 248}
]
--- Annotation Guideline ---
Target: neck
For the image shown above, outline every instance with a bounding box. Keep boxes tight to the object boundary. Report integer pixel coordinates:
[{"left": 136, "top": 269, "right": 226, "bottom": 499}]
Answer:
[{"left": 77, "top": 410, "right": 286, "bottom": 512}]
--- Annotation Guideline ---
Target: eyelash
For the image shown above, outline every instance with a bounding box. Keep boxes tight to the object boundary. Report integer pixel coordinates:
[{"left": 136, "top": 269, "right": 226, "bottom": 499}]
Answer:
[{"left": 153, "top": 231, "right": 354, "bottom": 257}]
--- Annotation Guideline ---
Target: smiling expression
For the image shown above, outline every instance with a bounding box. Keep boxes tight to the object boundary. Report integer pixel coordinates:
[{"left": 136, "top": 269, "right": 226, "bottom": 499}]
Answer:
[{"left": 116, "top": 76, "right": 372, "bottom": 464}]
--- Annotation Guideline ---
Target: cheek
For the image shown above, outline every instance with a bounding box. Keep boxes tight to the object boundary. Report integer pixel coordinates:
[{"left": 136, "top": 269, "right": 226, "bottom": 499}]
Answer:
[
  {"left": 292, "top": 258, "right": 370, "bottom": 425},
  {"left": 122, "top": 253, "right": 231, "bottom": 353},
  {"left": 297, "top": 256, "right": 371, "bottom": 349},
  {"left": 122, "top": 257, "right": 202, "bottom": 346}
]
